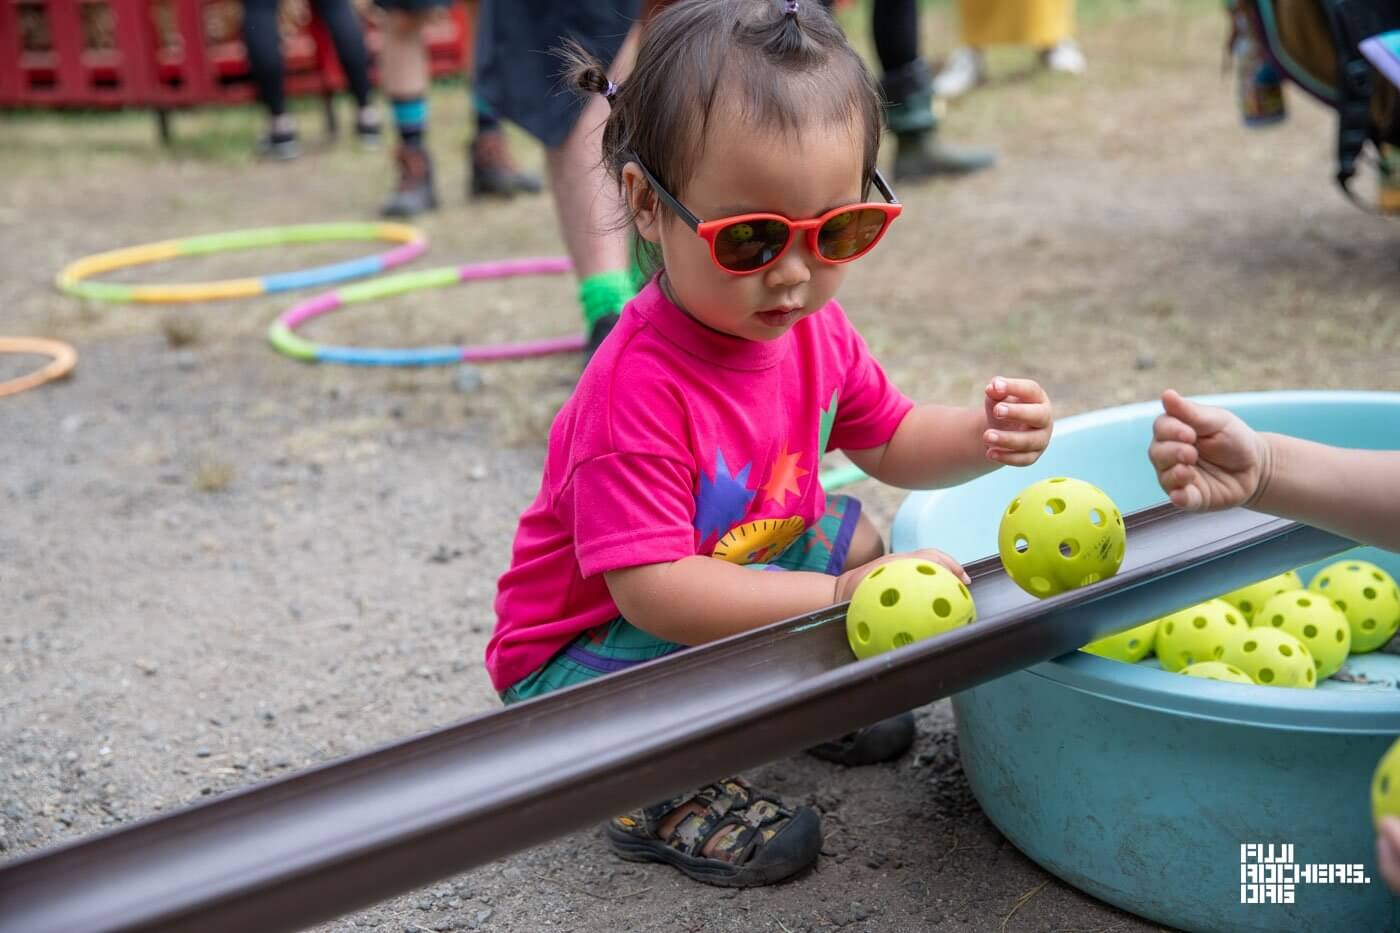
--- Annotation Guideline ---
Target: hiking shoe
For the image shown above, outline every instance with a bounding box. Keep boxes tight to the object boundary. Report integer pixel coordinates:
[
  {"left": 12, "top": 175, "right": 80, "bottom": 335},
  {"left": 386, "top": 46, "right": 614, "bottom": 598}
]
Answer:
[
  {"left": 469, "top": 129, "right": 542, "bottom": 199},
  {"left": 380, "top": 145, "right": 438, "bottom": 218},
  {"left": 256, "top": 129, "right": 301, "bottom": 161}
]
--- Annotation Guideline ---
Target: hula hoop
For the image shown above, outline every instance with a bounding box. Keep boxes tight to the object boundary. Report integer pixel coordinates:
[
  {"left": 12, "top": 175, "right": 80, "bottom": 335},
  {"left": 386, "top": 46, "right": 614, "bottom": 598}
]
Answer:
[
  {"left": 0, "top": 337, "right": 78, "bottom": 398},
  {"left": 56, "top": 223, "right": 428, "bottom": 303},
  {"left": 267, "top": 257, "right": 584, "bottom": 366},
  {"left": 819, "top": 463, "right": 870, "bottom": 492}
]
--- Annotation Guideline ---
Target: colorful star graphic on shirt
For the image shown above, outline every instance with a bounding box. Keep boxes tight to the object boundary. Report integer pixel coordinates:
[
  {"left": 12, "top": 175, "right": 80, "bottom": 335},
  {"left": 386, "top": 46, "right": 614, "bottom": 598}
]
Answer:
[
  {"left": 760, "top": 441, "right": 809, "bottom": 507},
  {"left": 818, "top": 388, "right": 839, "bottom": 454},
  {"left": 694, "top": 448, "right": 755, "bottom": 545}
]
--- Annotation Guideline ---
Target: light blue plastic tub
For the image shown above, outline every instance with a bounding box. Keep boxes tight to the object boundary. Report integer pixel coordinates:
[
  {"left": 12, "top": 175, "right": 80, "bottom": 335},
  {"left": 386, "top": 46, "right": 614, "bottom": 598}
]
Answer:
[{"left": 892, "top": 391, "right": 1400, "bottom": 933}]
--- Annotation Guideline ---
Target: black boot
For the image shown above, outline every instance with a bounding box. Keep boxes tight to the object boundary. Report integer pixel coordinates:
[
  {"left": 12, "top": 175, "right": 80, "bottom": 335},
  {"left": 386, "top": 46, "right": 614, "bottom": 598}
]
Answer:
[
  {"left": 469, "top": 129, "right": 543, "bottom": 199},
  {"left": 806, "top": 712, "right": 916, "bottom": 766},
  {"left": 882, "top": 59, "right": 996, "bottom": 182},
  {"left": 380, "top": 145, "right": 438, "bottom": 218}
]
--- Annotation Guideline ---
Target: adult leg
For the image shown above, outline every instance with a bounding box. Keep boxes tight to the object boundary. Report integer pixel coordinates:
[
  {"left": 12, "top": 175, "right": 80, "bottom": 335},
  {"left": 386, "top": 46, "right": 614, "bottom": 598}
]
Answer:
[
  {"left": 375, "top": 2, "right": 440, "bottom": 216},
  {"left": 468, "top": 92, "right": 542, "bottom": 198},
  {"left": 308, "top": 0, "right": 380, "bottom": 144},
  {"left": 872, "top": 0, "right": 995, "bottom": 181},
  {"left": 242, "top": 0, "right": 301, "bottom": 159}
]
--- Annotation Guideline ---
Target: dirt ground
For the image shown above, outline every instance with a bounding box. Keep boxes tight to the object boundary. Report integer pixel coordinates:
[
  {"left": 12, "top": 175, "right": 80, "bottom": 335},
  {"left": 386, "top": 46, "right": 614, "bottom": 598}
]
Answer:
[{"left": 2, "top": 1, "right": 1398, "bottom": 931}]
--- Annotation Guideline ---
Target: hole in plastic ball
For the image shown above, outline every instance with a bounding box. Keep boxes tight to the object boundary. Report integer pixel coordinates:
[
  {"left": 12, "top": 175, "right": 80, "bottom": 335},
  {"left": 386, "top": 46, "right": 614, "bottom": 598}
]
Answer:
[
  {"left": 1114, "top": 510, "right": 1123, "bottom": 526},
  {"left": 1228, "top": 665, "right": 1244, "bottom": 676},
  {"left": 916, "top": 564, "right": 936, "bottom": 575},
  {"left": 1049, "top": 478, "right": 1066, "bottom": 484},
  {"left": 1009, "top": 499, "right": 1020, "bottom": 514},
  {"left": 1240, "top": 601, "right": 1253, "bottom": 615},
  {"left": 1303, "top": 624, "right": 1317, "bottom": 638},
  {"left": 1306, "top": 668, "right": 1314, "bottom": 683},
  {"left": 1030, "top": 576, "right": 1051, "bottom": 594},
  {"left": 1014, "top": 536, "right": 1029, "bottom": 553},
  {"left": 1336, "top": 600, "right": 1347, "bottom": 612},
  {"left": 1213, "top": 645, "right": 1224, "bottom": 658},
  {"left": 1226, "top": 613, "right": 1240, "bottom": 626},
  {"left": 1318, "top": 577, "right": 1330, "bottom": 589},
  {"left": 1373, "top": 571, "right": 1385, "bottom": 582},
  {"left": 870, "top": 567, "right": 884, "bottom": 579},
  {"left": 1089, "top": 509, "right": 1104, "bottom": 526},
  {"left": 1278, "top": 643, "right": 1293, "bottom": 657},
  {"left": 892, "top": 632, "right": 913, "bottom": 648},
  {"left": 1364, "top": 587, "right": 1377, "bottom": 600},
  {"left": 1335, "top": 629, "right": 1345, "bottom": 642},
  {"left": 1243, "top": 640, "right": 1258, "bottom": 653},
  {"left": 958, "top": 583, "right": 969, "bottom": 599},
  {"left": 1297, "top": 596, "right": 1311, "bottom": 608},
  {"left": 1181, "top": 653, "right": 1194, "bottom": 666},
  {"left": 933, "top": 598, "right": 950, "bottom": 618},
  {"left": 1192, "top": 616, "right": 1207, "bottom": 630},
  {"left": 856, "top": 622, "right": 870, "bottom": 642},
  {"left": 1128, "top": 639, "right": 1139, "bottom": 649},
  {"left": 1348, "top": 564, "right": 1361, "bottom": 572},
  {"left": 1270, "top": 614, "right": 1284, "bottom": 628},
  {"left": 880, "top": 588, "right": 900, "bottom": 607},
  {"left": 1258, "top": 668, "right": 1274, "bottom": 683},
  {"left": 1363, "top": 618, "right": 1376, "bottom": 630},
  {"left": 1080, "top": 573, "right": 1100, "bottom": 586},
  {"left": 1045, "top": 498, "right": 1066, "bottom": 515},
  {"left": 1164, "top": 621, "right": 1175, "bottom": 635},
  {"left": 1059, "top": 539, "right": 1079, "bottom": 558}
]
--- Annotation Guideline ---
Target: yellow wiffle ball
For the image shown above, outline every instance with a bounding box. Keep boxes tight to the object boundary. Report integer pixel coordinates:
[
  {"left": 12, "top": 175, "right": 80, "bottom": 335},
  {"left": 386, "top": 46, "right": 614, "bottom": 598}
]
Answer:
[
  {"left": 1180, "top": 661, "right": 1254, "bottom": 684},
  {"left": 1152, "top": 599, "right": 1249, "bottom": 672},
  {"left": 1220, "top": 570, "right": 1305, "bottom": 623},
  {"left": 1082, "top": 619, "right": 1159, "bottom": 663},
  {"left": 1218, "top": 626, "right": 1317, "bottom": 689},
  {"left": 1254, "top": 589, "right": 1351, "bottom": 680},
  {"left": 1373, "top": 737, "right": 1400, "bottom": 827},
  {"left": 997, "top": 478, "right": 1126, "bottom": 598},
  {"left": 845, "top": 558, "right": 976, "bottom": 660},
  {"left": 1309, "top": 560, "right": 1400, "bottom": 654}
]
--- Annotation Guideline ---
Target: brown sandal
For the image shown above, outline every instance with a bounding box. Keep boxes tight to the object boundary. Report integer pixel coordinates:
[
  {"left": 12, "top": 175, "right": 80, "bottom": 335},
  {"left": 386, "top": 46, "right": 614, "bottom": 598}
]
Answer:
[{"left": 605, "top": 777, "right": 821, "bottom": 887}]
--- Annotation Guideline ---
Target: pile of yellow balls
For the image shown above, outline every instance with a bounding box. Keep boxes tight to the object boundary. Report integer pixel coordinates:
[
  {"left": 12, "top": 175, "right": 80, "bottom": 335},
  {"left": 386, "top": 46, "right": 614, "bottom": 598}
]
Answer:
[{"left": 1083, "top": 561, "right": 1400, "bottom": 688}]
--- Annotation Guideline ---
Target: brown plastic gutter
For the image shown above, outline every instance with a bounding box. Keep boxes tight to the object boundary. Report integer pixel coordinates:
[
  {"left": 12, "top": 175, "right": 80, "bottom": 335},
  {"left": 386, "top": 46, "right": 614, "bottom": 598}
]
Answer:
[{"left": 0, "top": 505, "right": 1356, "bottom": 933}]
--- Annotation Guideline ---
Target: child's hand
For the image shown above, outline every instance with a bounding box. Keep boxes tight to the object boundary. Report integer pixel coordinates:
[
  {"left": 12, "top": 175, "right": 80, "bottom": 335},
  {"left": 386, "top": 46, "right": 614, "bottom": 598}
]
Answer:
[
  {"left": 1150, "top": 389, "right": 1269, "bottom": 511},
  {"left": 834, "top": 549, "right": 971, "bottom": 604},
  {"left": 1379, "top": 817, "right": 1400, "bottom": 893},
  {"left": 983, "top": 377, "right": 1053, "bottom": 466}
]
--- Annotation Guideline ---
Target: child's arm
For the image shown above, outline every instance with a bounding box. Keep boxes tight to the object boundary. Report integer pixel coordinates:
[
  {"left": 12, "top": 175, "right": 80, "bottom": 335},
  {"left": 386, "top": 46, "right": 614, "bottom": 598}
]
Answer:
[
  {"left": 1150, "top": 389, "right": 1400, "bottom": 550},
  {"left": 846, "top": 377, "right": 1054, "bottom": 488},
  {"left": 605, "top": 548, "right": 969, "bottom": 646}
]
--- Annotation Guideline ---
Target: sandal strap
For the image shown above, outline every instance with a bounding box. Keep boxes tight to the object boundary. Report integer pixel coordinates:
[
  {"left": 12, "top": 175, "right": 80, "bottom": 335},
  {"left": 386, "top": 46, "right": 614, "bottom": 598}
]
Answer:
[{"left": 642, "top": 778, "right": 796, "bottom": 863}]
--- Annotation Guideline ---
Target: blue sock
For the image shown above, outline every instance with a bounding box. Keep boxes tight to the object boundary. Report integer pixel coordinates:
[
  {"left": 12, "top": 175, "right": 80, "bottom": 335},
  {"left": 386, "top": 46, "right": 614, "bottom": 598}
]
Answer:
[{"left": 392, "top": 97, "right": 428, "bottom": 149}]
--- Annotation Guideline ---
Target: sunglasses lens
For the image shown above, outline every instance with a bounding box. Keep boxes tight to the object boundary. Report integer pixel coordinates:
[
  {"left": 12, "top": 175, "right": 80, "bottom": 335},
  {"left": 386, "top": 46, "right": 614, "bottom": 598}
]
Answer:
[
  {"left": 817, "top": 208, "right": 888, "bottom": 262},
  {"left": 714, "top": 219, "right": 791, "bottom": 272}
]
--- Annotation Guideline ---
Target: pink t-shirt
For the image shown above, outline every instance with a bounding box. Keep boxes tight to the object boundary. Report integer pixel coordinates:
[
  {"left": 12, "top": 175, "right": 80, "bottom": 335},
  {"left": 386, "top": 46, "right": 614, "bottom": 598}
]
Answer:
[{"left": 486, "top": 281, "right": 913, "bottom": 692}]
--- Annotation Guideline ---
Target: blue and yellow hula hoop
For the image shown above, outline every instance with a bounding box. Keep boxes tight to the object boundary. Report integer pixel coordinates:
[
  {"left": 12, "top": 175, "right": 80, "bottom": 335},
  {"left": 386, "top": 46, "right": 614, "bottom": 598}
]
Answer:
[{"left": 56, "top": 223, "right": 427, "bottom": 303}]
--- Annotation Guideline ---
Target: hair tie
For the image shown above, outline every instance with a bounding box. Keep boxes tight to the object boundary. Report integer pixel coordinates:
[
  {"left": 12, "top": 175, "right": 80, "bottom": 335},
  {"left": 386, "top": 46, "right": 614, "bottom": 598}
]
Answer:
[
  {"left": 604, "top": 80, "right": 620, "bottom": 101},
  {"left": 782, "top": 0, "right": 799, "bottom": 14}
]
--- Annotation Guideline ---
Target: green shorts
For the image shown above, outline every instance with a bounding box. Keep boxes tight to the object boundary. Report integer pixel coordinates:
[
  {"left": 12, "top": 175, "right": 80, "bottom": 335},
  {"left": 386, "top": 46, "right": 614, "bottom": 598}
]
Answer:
[{"left": 500, "top": 494, "right": 863, "bottom": 705}]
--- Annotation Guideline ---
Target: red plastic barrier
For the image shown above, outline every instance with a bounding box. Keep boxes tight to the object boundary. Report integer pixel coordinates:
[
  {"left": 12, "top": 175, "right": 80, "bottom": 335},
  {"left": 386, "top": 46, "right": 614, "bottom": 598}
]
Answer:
[{"left": 0, "top": 0, "right": 471, "bottom": 109}]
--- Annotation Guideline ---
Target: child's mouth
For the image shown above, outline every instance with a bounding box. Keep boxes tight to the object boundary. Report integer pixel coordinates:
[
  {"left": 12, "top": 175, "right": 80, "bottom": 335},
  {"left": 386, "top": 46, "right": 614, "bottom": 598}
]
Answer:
[{"left": 756, "top": 307, "right": 803, "bottom": 328}]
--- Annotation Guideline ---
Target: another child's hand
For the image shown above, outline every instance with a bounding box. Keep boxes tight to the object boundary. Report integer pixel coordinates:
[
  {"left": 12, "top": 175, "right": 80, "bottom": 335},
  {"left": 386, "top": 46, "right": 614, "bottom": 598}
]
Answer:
[
  {"left": 1379, "top": 817, "right": 1400, "bottom": 893},
  {"left": 1150, "top": 389, "right": 1269, "bottom": 511},
  {"left": 834, "top": 549, "right": 971, "bottom": 604},
  {"left": 983, "top": 377, "right": 1053, "bottom": 466}
]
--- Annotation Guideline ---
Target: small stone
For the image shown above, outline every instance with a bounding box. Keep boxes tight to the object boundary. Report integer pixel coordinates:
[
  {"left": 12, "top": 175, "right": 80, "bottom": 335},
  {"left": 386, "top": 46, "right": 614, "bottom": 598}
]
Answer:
[
  {"left": 415, "top": 898, "right": 434, "bottom": 911},
  {"left": 467, "top": 464, "right": 488, "bottom": 482},
  {"left": 454, "top": 366, "right": 484, "bottom": 394},
  {"left": 195, "top": 748, "right": 211, "bottom": 758},
  {"left": 1134, "top": 354, "right": 1156, "bottom": 371},
  {"left": 475, "top": 908, "right": 493, "bottom": 924}
]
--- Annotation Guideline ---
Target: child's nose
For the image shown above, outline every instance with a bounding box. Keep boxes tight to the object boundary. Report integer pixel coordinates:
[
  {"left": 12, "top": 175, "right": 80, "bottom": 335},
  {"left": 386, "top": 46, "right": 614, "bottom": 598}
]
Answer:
[{"left": 763, "top": 239, "right": 812, "bottom": 289}]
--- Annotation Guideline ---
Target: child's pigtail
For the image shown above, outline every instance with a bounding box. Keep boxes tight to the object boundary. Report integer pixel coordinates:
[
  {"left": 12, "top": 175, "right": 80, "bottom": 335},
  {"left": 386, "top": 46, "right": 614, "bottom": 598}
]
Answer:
[
  {"left": 558, "top": 38, "right": 621, "bottom": 107},
  {"left": 735, "top": 0, "right": 824, "bottom": 67}
]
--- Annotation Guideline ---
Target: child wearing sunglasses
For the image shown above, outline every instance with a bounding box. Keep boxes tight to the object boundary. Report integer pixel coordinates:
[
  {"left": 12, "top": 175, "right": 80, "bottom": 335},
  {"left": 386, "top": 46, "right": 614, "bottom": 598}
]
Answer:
[{"left": 487, "top": 0, "right": 1054, "bottom": 888}]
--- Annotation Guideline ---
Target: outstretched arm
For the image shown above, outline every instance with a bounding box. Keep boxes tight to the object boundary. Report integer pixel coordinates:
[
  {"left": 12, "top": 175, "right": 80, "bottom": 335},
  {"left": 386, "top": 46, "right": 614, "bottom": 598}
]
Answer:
[{"left": 1149, "top": 389, "right": 1400, "bottom": 550}]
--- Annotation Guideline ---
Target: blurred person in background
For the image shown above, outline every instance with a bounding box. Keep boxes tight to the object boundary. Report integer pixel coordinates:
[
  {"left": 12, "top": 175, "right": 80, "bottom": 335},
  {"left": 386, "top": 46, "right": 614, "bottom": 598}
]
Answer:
[{"left": 935, "top": 0, "right": 1086, "bottom": 99}]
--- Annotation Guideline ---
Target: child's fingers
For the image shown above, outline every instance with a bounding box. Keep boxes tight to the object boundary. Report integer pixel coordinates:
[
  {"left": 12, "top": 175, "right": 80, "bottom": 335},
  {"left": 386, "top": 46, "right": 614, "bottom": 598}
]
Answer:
[
  {"left": 984, "top": 427, "right": 1050, "bottom": 453},
  {"left": 991, "top": 400, "right": 1052, "bottom": 428},
  {"left": 1378, "top": 818, "right": 1400, "bottom": 892},
  {"left": 1162, "top": 389, "right": 1231, "bottom": 437},
  {"left": 987, "top": 448, "right": 1043, "bottom": 467},
  {"left": 910, "top": 548, "right": 971, "bottom": 584},
  {"left": 987, "top": 377, "right": 1047, "bottom": 403},
  {"left": 1149, "top": 439, "right": 1197, "bottom": 472},
  {"left": 1153, "top": 413, "right": 1197, "bottom": 446}
]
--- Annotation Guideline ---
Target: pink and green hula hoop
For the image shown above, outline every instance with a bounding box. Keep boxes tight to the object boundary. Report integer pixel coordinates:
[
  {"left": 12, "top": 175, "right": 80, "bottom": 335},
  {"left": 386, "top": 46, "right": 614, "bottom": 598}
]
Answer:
[{"left": 268, "top": 257, "right": 584, "bottom": 365}]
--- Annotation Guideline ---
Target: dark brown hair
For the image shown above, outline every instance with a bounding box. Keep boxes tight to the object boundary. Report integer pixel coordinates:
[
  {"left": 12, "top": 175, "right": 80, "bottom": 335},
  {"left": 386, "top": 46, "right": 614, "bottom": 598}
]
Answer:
[{"left": 562, "top": 0, "right": 883, "bottom": 274}]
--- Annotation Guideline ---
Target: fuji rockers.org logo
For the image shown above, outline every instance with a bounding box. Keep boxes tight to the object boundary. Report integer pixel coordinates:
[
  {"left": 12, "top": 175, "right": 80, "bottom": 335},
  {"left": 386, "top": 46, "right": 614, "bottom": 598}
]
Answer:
[{"left": 1240, "top": 843, "right": 1371, "bottom": 904}]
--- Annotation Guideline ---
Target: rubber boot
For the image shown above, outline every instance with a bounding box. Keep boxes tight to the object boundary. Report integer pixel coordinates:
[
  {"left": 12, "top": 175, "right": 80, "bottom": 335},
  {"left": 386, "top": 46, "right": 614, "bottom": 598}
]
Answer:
[
  {"left": 469, "top": 129, "right": 543, "bottom": 199},
  {"left": 883, "top": 59, "right": 996, "bottom": 182},
  {"left": 380, "top": 144, "right": 438, "bottom": 218}
]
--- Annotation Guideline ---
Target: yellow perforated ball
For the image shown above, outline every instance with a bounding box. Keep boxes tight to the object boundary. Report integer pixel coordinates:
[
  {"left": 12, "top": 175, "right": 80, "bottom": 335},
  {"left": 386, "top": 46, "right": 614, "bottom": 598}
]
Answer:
[{"left": 997, "top": 478, "right": 1126, "bottom": 598}]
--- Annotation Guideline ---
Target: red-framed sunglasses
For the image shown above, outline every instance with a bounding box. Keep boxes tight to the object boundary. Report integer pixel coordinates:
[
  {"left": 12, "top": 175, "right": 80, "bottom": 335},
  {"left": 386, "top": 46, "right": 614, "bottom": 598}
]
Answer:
[{"left": 628, "top": 151, "right": 902, "bottom": 275}]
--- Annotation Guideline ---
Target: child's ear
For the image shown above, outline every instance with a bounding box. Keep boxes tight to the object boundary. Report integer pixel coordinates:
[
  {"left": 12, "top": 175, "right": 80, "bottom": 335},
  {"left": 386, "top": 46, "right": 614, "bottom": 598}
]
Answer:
[{"left": 622, "top": 162, "right": 662, "bottom": 245}]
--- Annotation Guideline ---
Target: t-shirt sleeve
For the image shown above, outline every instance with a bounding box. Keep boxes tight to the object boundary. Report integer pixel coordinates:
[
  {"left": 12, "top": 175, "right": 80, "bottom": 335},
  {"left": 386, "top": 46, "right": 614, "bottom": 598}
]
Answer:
[
  {"left": 567, "top": 452, "right": 698, "bottom": 578},
  {"left": 825, "top": 307, "right": 914, "bottom": 452}
]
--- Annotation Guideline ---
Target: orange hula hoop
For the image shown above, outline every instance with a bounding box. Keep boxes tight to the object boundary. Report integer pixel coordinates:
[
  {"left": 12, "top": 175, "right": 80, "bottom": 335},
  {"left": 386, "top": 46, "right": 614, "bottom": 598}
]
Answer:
[{"left": 0, "top": 337, "right": 78, "bottom": 398}]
